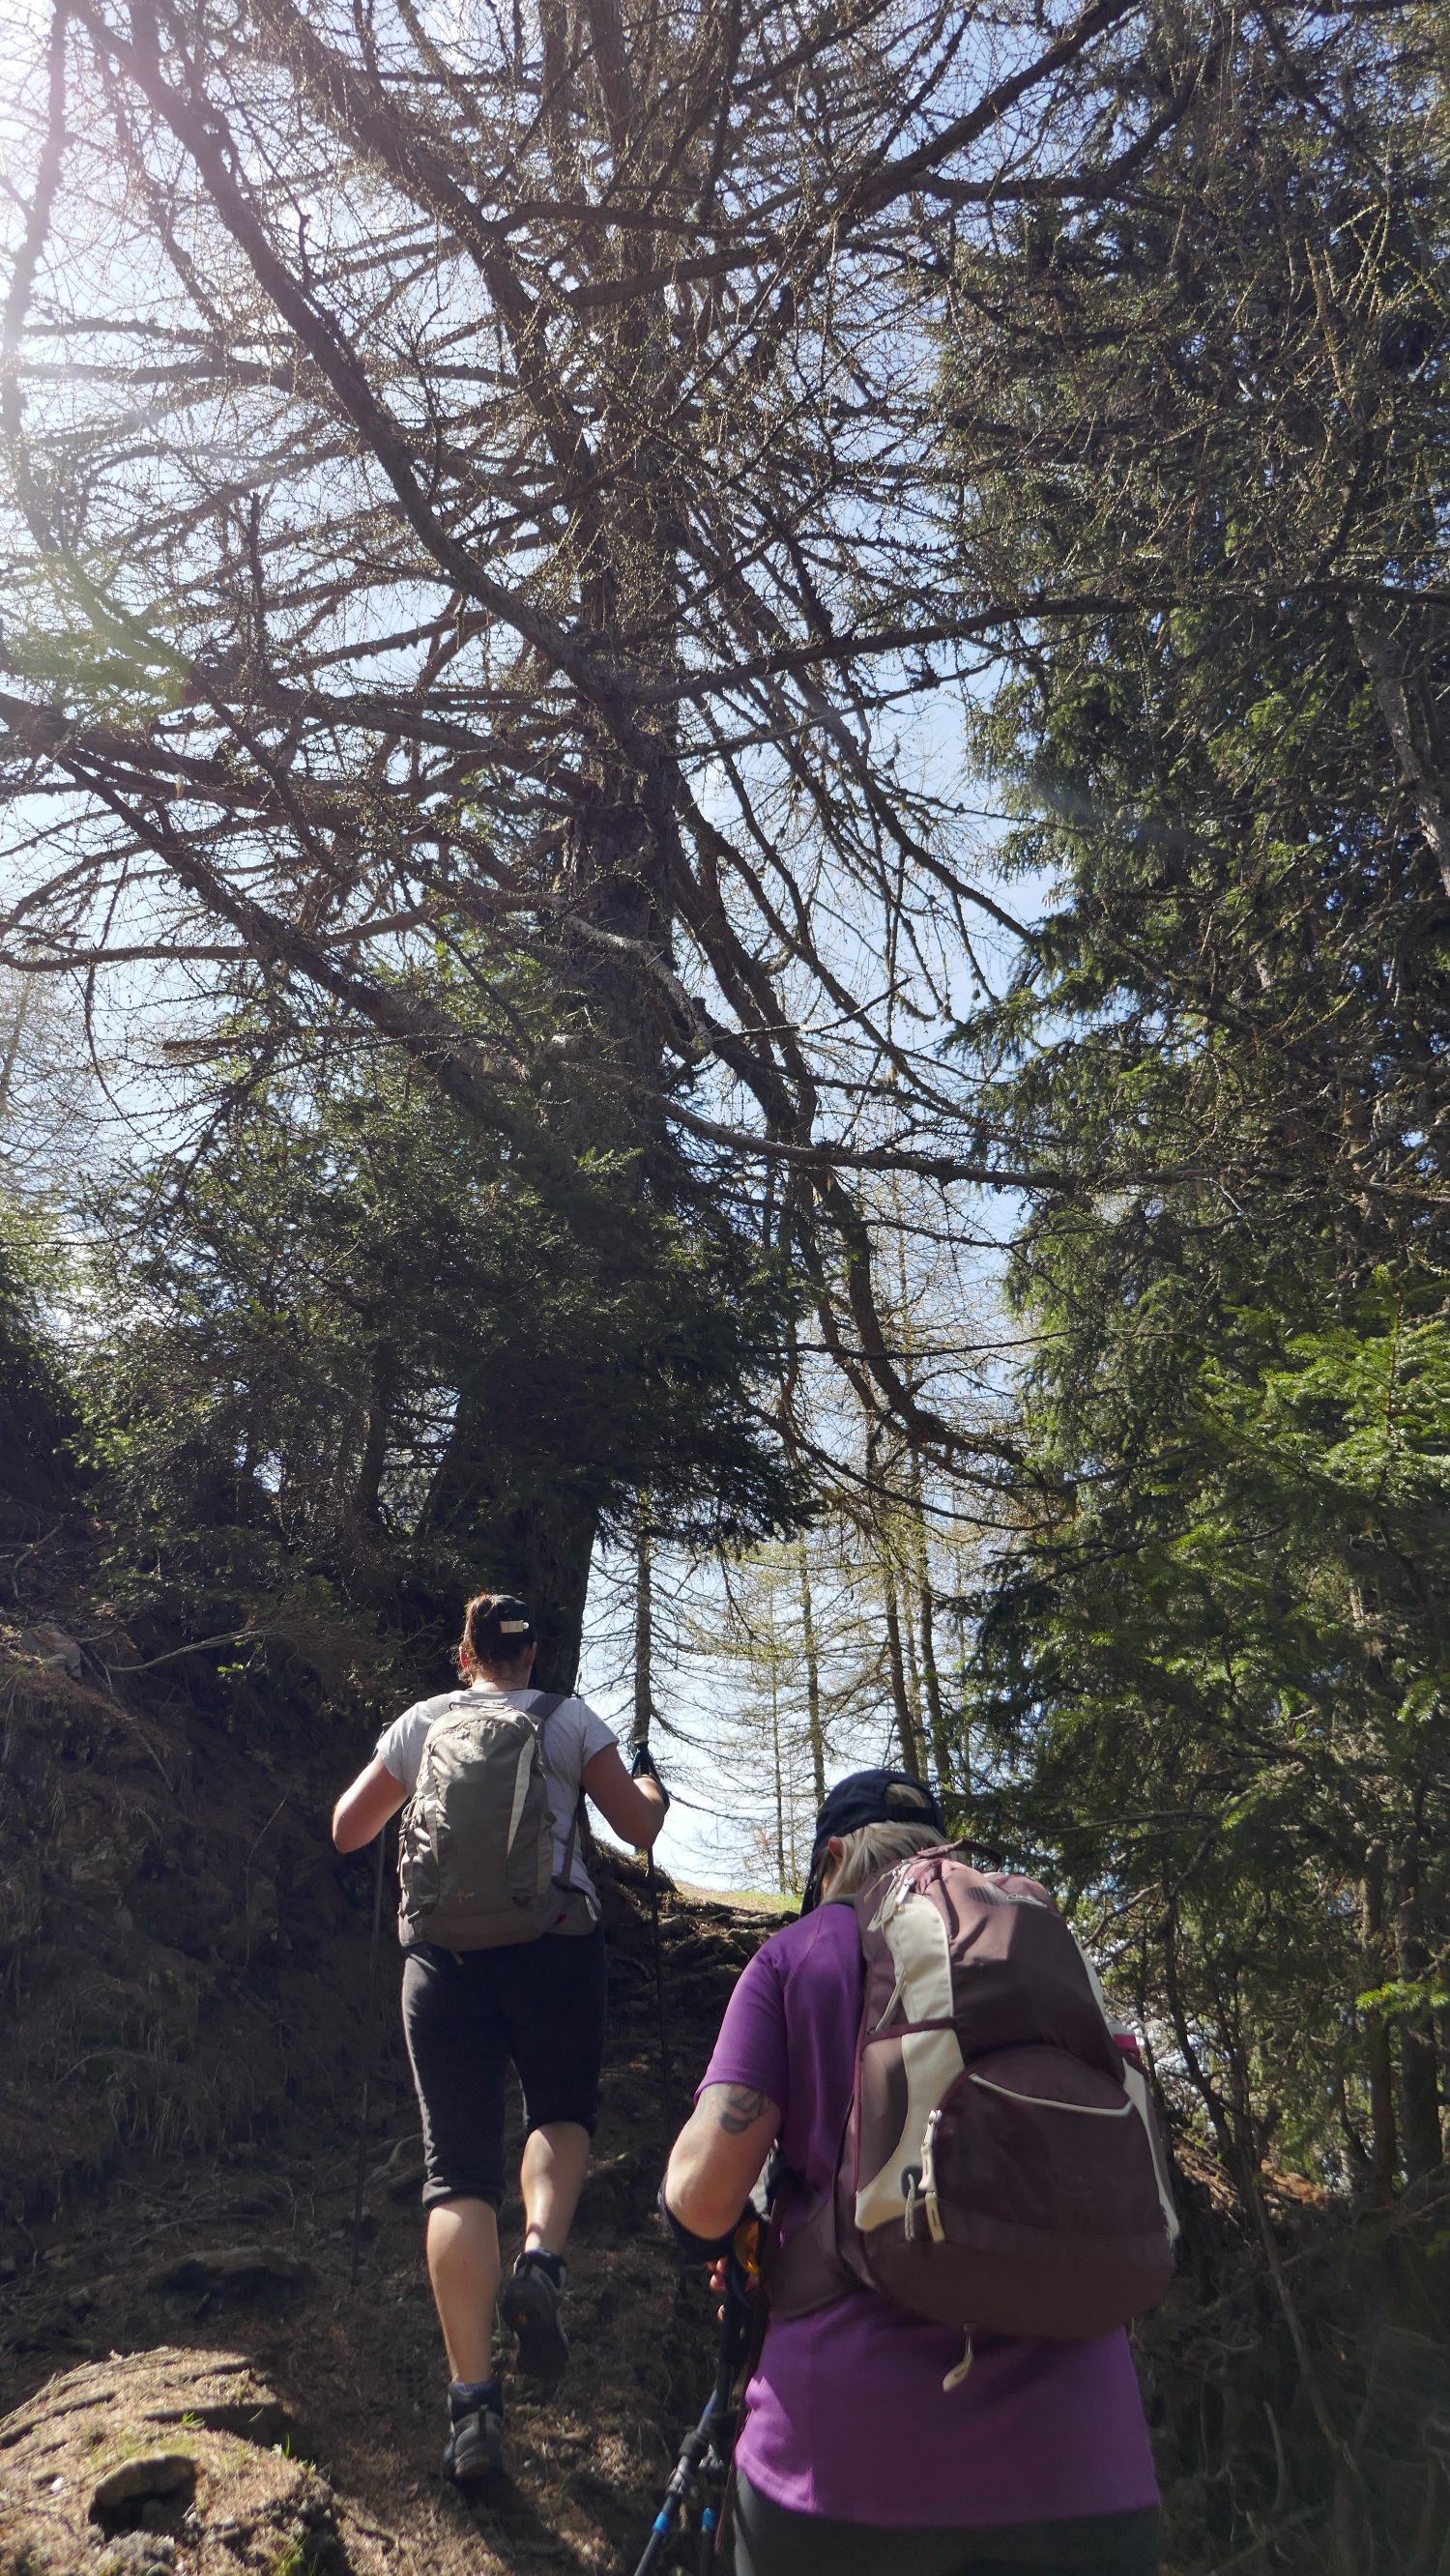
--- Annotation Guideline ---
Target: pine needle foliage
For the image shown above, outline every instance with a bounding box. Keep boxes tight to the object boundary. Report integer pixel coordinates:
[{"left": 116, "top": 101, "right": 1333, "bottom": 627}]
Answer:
[
  {"left": 80, "top": 1038, "right": 803, "bottom": 1689},
  {"left": 945, "top": 6, "right": 1450, "bottom": 2193}
]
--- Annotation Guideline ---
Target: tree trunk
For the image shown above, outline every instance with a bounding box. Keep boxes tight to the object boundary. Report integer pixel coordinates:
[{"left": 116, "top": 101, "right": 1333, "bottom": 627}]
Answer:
[
  {"left": 770, "top": 1660, "right": 786, "bottom": 1894},
  {"left": 1331, "top": 2064, "right": 1372, "bottom": 2188},
  {"left": 1361, "top": 1852, "right": 1398, "bottom": 2196},
  {"left": 417, "top": 1390, "right": 599, "bottom": 1689},
  {"left": 954, "top": 1597, "right": 972, "bottom": 1799},
  {"left": 1348, "top": 609, "right": 1450, "bottom": 898},
  {"left": 905, "top": 1462, "right": 949, "bottom": 1791},
  {"left": 0, "top": 975, "right": 31, "bottom": 1127},
  {"left": 900, "top": 1574, "right": 925, "bottom": 1747},
  {"left": 348, "top": 1342, "right": 396, "bottom": 1541},
  {"left": 495, "top": 1491, "right": 598, "bottom": 1693},
  {"left": 883, "top": 1568, "right": 924, "bottom": 1777},
  {"left": 633, "top": 1516, "right": 653, "bottom": 1751},
  {"left": 1393, "top": 1822, "right": 1443, "bottom": 2180},
  {"left": 798, "top": 1537, "right": 826, "bottom": 1808}
]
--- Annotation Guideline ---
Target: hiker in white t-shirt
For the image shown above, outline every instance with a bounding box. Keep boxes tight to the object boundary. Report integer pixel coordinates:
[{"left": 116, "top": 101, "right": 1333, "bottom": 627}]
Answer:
[{"left": 333, "top": 1590, "right": 666, "bottom": 2482}]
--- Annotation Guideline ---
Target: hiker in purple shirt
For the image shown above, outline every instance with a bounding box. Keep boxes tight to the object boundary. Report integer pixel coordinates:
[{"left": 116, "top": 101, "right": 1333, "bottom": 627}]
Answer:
[{"left": 663, "top": 1772, "right": 1162, "bottom": 2576}]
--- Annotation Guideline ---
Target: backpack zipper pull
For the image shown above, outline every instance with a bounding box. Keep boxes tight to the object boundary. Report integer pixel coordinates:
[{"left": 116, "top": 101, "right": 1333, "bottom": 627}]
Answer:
[
  {"left": 942, "top": 2330, "right": 974, "bottom": 2393},
  {"left": 867, "top": 1859, "right": 914, "bottom": 1932},
  {"left": 919, "top": 2107, "right": 947, "bottom": 2244}
]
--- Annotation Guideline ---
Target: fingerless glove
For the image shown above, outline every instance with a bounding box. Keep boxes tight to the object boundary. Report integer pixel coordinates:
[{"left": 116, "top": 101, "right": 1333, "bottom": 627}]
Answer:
[{"left": 656, "top": 2181, "right": 737, "bottom": 2259}]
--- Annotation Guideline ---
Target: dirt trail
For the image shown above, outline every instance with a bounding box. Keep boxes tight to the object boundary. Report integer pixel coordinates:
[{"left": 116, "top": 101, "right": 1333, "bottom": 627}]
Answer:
[
  {"left": 1, "top": 1571, "right": 780, "bottom": 2576},
  {"left": 1, "top": 1786, "right": 768, "bottom": 2576},
  {"left": 12, "top": 1606, "right": 1449, "bottom": 2576}
]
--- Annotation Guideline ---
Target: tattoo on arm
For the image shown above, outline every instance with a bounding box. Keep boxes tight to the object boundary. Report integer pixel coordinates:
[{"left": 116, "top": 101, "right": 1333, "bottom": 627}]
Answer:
[{"left": 712, "top": 2084, "right": 773, "bottom": 2135}]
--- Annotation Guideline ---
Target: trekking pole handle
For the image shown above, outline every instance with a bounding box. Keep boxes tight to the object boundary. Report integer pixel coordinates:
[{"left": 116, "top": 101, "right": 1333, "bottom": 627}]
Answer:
[{"left": 630, "top": 1740, "right": 672, "bottom": 1811}]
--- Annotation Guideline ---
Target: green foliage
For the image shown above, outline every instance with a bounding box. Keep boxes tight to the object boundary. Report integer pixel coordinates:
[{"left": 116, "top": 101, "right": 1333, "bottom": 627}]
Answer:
[
  {"left": 80, "top": 1047, "right": 803, "bottom": 1690},
  {"left": 0, "top": 1201, "right": 81, "bottom": 1514},
  {"left": 947, "top": 9, "right": 1450, "bottom": 2192},
  {"left": 972, "top": 1280, "right": 1450, "bottom": 2176}
]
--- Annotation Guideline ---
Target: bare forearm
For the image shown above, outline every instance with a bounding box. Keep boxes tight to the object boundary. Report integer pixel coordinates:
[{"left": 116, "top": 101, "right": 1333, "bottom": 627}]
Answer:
[
  {"left": 332, "top": 1756, "right": 406, "bottom": 1851},
  {"left": 631, "top": 1778, "right": 667, "bottom": 1844},
  {"left": 582, "top": 1745, "right": 667, "bottom": 1848},
  {"left": 664, "top": 2084, "right": 781, "bottom": 2240}
]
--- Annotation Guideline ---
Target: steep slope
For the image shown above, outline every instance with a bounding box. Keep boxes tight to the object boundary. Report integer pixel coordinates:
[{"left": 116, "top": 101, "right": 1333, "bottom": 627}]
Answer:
[
  {"left": 1, "top": 1523, "right": 777, "bottom": 2572},
  {"left": 1, "top": 1804, "right": 766, "bottom": 2574},
  {"left": 5, "top": 1588, "right": 1448, "bottom": 2576}
]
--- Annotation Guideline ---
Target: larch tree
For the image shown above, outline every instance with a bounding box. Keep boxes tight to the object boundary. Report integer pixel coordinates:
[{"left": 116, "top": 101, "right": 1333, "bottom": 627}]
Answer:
[{"left": 0, "top": 0, "right": 1195, "bottom": 1643}]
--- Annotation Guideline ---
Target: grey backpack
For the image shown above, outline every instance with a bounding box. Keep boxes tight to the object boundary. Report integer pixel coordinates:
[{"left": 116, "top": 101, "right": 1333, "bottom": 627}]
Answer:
[{"left": 396, "top": 1690, "right": 580, "bottom": 1951}]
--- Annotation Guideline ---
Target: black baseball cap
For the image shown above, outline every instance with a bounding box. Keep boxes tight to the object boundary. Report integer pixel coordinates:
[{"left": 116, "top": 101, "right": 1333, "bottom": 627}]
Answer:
[{"left": 799, "top": 1769, "right": 946, "bottom": 1912}]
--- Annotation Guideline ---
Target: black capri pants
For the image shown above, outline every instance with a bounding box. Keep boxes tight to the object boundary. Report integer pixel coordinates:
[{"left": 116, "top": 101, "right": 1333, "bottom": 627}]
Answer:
[{"left": 401, "top": 1925, "right": 608, "bottom": 2210}]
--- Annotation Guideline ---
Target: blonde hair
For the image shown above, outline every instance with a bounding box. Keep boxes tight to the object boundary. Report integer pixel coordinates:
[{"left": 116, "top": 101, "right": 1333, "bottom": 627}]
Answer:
[{"left": 821, "top": 1820, "right": 944, "bottom": 1904}]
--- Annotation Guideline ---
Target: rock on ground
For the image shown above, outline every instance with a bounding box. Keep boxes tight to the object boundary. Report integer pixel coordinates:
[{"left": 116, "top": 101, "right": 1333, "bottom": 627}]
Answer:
[
  {"left": 0, "top": 1857, "right": 772, "bottom": 2576},
  {"left": 0, "top": 2348, "right": 342, "bottom": 2576}
]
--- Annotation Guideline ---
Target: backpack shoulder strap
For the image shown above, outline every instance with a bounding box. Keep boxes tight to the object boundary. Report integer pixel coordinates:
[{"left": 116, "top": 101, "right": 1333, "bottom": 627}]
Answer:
[
  {"left": 413, "top": 1690, "right": 476, "bottom": 1766},
  {"left": 426, "top": 1687, "right": 562, "bottom": 1742},
  {"left": 524, "top": 1692, "right": 589, "bottom": 1889},
  {"left": 767, "top": 1908, "right": 872, "bottom": 2318}
]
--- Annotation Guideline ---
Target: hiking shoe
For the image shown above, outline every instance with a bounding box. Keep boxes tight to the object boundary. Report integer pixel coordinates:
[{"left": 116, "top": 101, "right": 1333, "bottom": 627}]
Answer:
[
  {"left": 443, "top": 2379, "right": 504, "bottom": 2484},
  {"left": 500, "top": 2249, "right": 568, "bottom": 2384}
]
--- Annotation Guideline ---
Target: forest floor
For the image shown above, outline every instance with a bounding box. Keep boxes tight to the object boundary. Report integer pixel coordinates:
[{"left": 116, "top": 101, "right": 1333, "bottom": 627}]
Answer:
[
  {"left": 0, "top": 1528, "right": 778, "bottom": 2576},
  {"left": 0, "top": 1840, "right": 761, "bottom": 2576},
  {"left": 5, "top": 1588, "right": 1449, "bottom": 2576}
]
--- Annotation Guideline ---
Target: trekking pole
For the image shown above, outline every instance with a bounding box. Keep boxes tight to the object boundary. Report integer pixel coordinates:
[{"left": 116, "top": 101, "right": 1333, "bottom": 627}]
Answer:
[
  {"left": 349, "top": 1822, "right": 388, "bottom": 2293},
  {"left": 630, "top": 1742, "right": 675, "bottom": 2124},
  {"left": 633, "top": 2254, "right": 752, "bottom": 2576},
  {"left": 647, "top": 1844, "right": 675, "bottom": 2125}
]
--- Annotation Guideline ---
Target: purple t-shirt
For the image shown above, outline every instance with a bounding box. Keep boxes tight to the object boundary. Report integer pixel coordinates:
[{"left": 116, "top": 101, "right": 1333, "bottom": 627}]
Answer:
[{"left": 700, "top": 1902, "right": 1160, "bottom": 2528}]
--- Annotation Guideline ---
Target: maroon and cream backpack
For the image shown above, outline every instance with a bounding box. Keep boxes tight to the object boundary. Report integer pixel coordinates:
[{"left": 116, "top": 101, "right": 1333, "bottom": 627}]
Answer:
[{"left": 769, "top": 1846, "right": 1179, "bottom": 2369}]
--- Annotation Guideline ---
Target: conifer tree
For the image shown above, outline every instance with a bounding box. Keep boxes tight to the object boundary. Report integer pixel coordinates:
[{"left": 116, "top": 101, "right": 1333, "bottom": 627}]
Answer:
[{"left": 946, "top": 4, "right": 1450, "bottom": 2184}]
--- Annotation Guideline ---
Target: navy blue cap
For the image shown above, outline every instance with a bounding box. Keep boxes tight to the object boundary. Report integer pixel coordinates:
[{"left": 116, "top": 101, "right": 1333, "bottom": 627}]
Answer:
[{"left": 799, "top": 1769, "right": 946, "bottom": 1912}]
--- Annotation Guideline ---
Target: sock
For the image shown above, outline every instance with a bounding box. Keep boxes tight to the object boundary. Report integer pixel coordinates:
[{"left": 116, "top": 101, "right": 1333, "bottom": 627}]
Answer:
[
  {"left": 518, "top": 2247, "right": 565, "bottom": 2287},
  {"left": 449, "top": 2377, "right": 502, "bottom": 2421}
]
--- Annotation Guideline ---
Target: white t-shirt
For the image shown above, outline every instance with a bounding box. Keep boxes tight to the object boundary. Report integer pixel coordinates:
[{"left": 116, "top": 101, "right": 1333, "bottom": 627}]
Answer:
[{"left": 375, "top": 1685, "right": 617, "bottom": 1898}]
